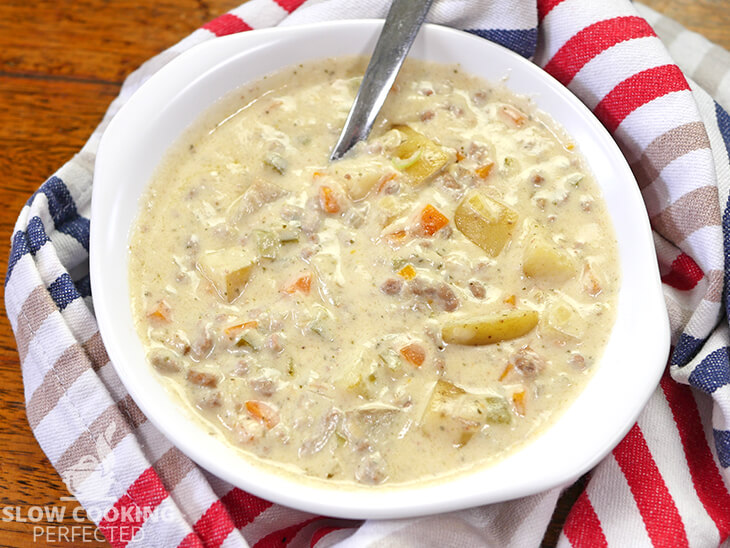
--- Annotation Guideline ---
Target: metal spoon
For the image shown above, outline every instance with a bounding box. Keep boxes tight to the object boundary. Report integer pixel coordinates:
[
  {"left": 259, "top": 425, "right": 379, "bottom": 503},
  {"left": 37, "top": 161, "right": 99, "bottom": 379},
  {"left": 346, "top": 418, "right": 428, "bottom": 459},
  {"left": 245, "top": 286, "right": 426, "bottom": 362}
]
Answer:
[{"left": 330, "top": 0, "right": 434, "bottom": 161}]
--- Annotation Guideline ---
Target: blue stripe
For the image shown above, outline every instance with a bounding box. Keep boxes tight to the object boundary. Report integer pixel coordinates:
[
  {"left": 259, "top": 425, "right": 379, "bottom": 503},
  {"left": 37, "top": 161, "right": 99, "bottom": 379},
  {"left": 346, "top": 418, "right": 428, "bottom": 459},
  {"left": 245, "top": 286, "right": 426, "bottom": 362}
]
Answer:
[
  {"left": 466, "top": 28, "right": 538, "bottom": 59},
  {"left": 688, "top": 347, "right": 730, "bottom": 394},
  {"left": 76, "top": 274, "right": 92, "bottom": 298},
  {"left": 672, "top": 332, "right": 705, "bottom": 367},
  {"left": 47, "top": 273, "right": 82, "bottom": 311},
  {"left": 715, "top": 101, "right": 730, "bottom": 162},
  {"left": 5, "top": 217, "right": 52, "bottom": 287},
  {"left": 58, "top": 216, "right": 91, "bottom": 250},
  {"left": 34, "top": 176, "right": 78, "bottom": 227},
  {"left": 714, "top": 429, "right": 730, "bottom": 468},
  {"left": 29, "top": 175, "right": 90, "bottom": 251},
  {"left": 5, "top": 230, "right": 32, "bottom": 286}
]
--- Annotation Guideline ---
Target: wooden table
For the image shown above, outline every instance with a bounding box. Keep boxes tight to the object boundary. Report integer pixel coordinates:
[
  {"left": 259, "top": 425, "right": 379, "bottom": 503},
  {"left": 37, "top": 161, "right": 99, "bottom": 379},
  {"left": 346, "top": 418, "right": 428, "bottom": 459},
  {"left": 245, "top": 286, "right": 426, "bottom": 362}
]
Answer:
[{"left": 1, "top": 2, "right": 727, "bottom": 546}]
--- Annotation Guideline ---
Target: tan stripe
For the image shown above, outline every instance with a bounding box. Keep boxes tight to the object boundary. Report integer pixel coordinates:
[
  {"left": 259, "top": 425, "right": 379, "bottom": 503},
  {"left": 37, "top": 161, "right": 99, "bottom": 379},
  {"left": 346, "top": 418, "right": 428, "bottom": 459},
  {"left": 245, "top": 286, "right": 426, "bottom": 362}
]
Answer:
[
  {"left": 651, "top": 186, "right": 721, "bottom": 243},
  {"left": 26, "top": 344, "right": 90, "bottom": 429},
  {"left": 692, "top": 45, "right": 730, "bottom": 97},
  {"left": 15, "top": 285, "right": 58, "bottom": 361},
  {"left": 632, "top": 121, "right": 710, "bottom": 189},
  {"left": 82, "top": 332, "right": 110, "bottom": 371},
  {"left": 117, "top": 395, "right": 147, "bottom": 429},
  {"left": 154, "top": 447, "right": 196, "bottom": 493},
  {"left": 55, "top": 395, "right": 145, "bottom": 485},
  {"left": 705, "top": 269, "right": 724, "bottom": 304}
]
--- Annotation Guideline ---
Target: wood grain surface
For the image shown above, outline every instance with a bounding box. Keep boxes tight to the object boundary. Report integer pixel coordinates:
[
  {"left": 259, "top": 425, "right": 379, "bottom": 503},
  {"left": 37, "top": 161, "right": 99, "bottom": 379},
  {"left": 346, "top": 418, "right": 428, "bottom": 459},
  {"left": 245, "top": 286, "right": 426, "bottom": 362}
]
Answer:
[{"left": 0, "top": 2, "right": 727, "bottom": 547}]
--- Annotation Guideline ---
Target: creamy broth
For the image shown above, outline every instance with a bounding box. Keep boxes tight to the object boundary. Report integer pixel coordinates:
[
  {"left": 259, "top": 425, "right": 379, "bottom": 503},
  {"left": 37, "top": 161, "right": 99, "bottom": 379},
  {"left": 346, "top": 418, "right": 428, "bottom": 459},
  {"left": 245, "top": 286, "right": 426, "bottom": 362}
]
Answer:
[{"left": 129, "top": 57, "right": 619, "bottom": 486}]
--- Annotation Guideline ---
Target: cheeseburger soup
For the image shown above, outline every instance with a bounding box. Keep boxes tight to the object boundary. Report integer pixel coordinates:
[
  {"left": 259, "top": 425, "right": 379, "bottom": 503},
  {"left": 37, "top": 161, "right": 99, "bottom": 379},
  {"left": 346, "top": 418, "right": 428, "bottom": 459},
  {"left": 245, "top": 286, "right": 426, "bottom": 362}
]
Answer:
[{"left": 129, "top": 57, "right": 619, "bottom": 486}]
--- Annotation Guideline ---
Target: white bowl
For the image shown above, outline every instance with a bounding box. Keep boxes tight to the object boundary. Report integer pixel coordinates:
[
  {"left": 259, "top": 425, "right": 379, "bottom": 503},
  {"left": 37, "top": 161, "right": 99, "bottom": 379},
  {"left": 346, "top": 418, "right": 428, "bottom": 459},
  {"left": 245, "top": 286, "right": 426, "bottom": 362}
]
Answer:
[{"left": 91, "top": 20, "right": 669, "bottom": 519}]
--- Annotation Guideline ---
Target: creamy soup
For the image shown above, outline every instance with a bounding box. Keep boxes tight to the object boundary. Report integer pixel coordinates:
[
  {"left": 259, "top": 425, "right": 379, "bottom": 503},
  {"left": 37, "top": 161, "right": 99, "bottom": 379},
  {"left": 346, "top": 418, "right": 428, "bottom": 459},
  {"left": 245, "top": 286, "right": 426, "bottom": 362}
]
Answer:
[{"left": 129, "top": 57, "right": 619, "bottom": 487}]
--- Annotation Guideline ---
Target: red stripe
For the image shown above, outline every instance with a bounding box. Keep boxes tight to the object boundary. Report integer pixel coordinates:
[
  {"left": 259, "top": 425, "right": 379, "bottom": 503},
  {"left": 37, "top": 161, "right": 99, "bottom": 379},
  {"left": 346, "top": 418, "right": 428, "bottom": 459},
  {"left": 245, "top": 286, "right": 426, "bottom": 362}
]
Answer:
[
  {"left": 537, "top": 0, "right": 566, "bottom": 21},
  {"left": 544, "top": 17, "right": 655, "bottom": 85},
  {"left": 98, "top": 467, "right": 170, "bottom": 548},
  {"left": 221, "top": 487, "right": 272, "bottom": 528},
  {"left": 562, "top": 488, "right": 608, "bottom": 548},
  {"left": 613, "top": 423, "right": 689, "bottom": 547},
  {"left": 177, "top": 532, "right": 205, "bottom": 548},
  {"left": 594, "top": 64, "right": 689, "bottom": 133},
  {"left": 202, "top": 13, "right": 253, "bottom": 36},
  {"left": 661, "top": 374, "right": 730, "bottom": 541},
  {"left": 192, "top": 500, "right": 236, "bottom": 548},
  {"left": 310, "top": 525, "right": 348, "bottom": 546},
  {"left": 274, "top": 0, "right": 307, "bottom": 13},
  {"left": 661, "top": 252, "right": 705, "bottom": 290},
  {"left": 253, "top": 517, "right": 321, "bottom": 548}
]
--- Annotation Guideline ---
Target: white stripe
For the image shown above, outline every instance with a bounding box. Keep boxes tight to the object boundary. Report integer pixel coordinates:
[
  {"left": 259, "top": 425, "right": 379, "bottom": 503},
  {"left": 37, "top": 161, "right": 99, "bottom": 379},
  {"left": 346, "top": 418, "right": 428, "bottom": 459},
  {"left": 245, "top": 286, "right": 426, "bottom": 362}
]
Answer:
[
  {"left": 51, "top": 231, "right": 88, "bottom": 274},
  {"left": 25, "top": 192, "right": 56, "bottom": 240},
  {"left": 55, "top": 159, "right": 94, "bottom": 208},
  {"left": 695, "top": 389, "right": 730, "bottom": 495},
  {"left": 170, "top": 468, "right": 223, "bottom": 525},
  {"left": 568, "top": 36, "right": 669, "bottom": 110},
  {"left": 65, "top": 368, "right": 119, "bottom": 430},
  {"left": 23, "top": 317, "right": 77, "bottom": 397},
  {"left": 230, "top": 0, "right": 288, "bottom": 28},
  {"left": 588, "top": 456, "right": 652, "bottom": 546},
  {"left": 641, "top": 150, "right": 717, "bottom": 217},
  {"left": 61, "top": 298, "right": 98, "bottom": 346},
  {"left": 130, "top": 495, "right": 193, "bottom": 548},
  {"left": 678, "top": 224, "right": 725, "bottom": 274},
  {"left": 219, "top": 529, "right": 249, "bottom": 548},
  {"left": 240, "top": 504, "right": 318, "bottom": 546},
  {"left": 638, "top": 389, "right": 720, "bottom": 548},
  {"left": 711, "top": 385, "right": 730, "bottom": 433},
  {"left": 682, "top": 297, "right": 723, "bottom": 342},
  {"left": 614, "top": 90, "right": 699, "bottom": 163},
  {"left": 536, "top": 0, "right": 635, "bottom": 66},
  {"left": 34, "top": 395, "right": 95, "bottom": 463},
  {"left": 34, "top": 243, "right": 71, "bottom": 287},
  {"left": 71, "top": 432, "right": 154, "bottom": 517}
]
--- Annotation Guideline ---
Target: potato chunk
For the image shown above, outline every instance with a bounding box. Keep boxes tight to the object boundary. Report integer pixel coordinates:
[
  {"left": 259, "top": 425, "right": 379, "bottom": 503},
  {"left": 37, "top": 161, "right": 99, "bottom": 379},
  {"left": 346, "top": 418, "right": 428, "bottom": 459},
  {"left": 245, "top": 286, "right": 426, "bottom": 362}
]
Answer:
[
  {"left": 197, "top": 248, "right": 254, "bottom": 303},
  {"left": 523, "top": 224, "right": 575, "bottom": 282},
  {"left": 544, "top": 297, "right": 584, "bottom": 339},
  {"left": 391, "top": 125, "right": 452, "bottom": 185},
  {"left": 332, "top": 156, "right": 396, "bottom": 200},
  {"left": 422, "top": 380, "right": 511, "bottom": 446},
  {"left": 455, "top": 191, "right": 518, "bottom": 256},
  {"left": 442, "top": 310, "right": 539, "bottom": 345}
]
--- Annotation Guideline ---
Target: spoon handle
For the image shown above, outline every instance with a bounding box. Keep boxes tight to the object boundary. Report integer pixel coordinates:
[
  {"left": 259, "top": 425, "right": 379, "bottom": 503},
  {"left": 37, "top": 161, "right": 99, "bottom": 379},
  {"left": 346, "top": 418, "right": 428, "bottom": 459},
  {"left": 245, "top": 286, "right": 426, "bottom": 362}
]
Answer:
[{"left": 330, "top": 0, "right": 434, "bottom": 161}]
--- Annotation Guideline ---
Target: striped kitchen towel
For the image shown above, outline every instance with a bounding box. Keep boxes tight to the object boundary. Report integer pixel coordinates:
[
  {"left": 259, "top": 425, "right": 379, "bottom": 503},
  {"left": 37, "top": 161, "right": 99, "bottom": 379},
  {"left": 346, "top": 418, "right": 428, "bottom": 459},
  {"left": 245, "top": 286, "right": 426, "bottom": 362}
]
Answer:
[{"left": 5, "top": 0, "right": 730, "bottom": 546}]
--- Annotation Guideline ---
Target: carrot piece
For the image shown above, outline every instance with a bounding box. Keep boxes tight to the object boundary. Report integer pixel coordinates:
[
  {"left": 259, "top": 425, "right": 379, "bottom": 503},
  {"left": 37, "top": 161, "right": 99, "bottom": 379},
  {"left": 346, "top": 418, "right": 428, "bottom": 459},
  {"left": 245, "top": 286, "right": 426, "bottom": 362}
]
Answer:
[
  {"left": 499, "top": 363, "right": 513, "bottom": 381},
  {"left": 419, "top": 204, "right": 449, "bottom": 236},
  {"left": 245, "top": 400, "right": 279, "bottom": 429},
  {"left": 376, "top": 172, "right": 398, "bottom": 193},
  {"left": 565, "top": 143, "right": 575, "bottom": 151},
  {"left": 319, "top": 185, "right": 340, "bottom": 214},
  {"left": 400, "top": 343, "right": 426, "bottom": 366},
  {"left": 385, "top": 230, "right": 408, "bottom": 244},
  {"left": 283, "top": 272, "right": 312, "bottom": 295},
  {"left": 512, "top": 389, "right": 527, "bottom": 415},
  {"left": 398, "top": 265, "right": 416, "bottom": 280},
  {"left": 503, "top": 294, "right": 516, "bottom": 306},
  {"left": 475, "top": 162, "right": 494, "bottom": 179},
  {"left": 224, "top": 321, "right": 259, "bottom": 336},
  {"left": 501, "top": 104, "right": 527, "bottom": 127},
  {"left": 147, "top": 300, "right": 171, "bottom": 322},
  {"left": 312, "top": 170, "right": 326, "bottom": 179},
  {"left": 455, "top": 151, "right": 466, "bottom": 162}
]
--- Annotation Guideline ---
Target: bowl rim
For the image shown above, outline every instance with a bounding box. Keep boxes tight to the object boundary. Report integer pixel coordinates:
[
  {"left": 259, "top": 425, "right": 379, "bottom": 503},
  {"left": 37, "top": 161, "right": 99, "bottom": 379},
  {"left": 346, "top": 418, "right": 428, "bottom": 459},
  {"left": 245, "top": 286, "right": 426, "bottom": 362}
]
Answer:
[{"left": 91, "top": 19, "right": 670, "bottom": 519}]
